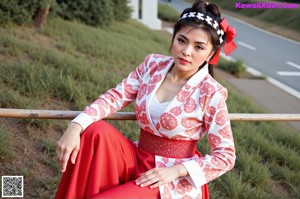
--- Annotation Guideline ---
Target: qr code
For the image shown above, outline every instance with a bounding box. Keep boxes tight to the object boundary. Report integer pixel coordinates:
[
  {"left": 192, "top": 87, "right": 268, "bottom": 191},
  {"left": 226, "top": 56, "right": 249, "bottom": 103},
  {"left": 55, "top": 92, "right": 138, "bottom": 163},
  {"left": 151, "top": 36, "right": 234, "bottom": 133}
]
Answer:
[{"left": 2, "top": 176, "right": 23, "bottom": 198}]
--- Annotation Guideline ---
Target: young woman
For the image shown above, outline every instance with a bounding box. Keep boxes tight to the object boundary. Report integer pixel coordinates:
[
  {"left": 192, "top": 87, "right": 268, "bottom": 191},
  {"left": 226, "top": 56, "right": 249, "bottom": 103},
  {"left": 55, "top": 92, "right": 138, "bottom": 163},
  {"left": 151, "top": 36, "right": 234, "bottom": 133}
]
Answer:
[{"left": 55, "top": 0, "right": 237, "bottom": 198}]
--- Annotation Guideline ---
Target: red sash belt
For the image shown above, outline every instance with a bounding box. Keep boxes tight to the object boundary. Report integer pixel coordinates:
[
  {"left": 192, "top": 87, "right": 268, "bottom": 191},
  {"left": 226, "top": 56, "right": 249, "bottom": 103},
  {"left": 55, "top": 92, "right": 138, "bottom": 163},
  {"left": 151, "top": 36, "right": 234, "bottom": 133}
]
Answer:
[{"left": 138, "top": 129, "right": 197, "bottom": 158}]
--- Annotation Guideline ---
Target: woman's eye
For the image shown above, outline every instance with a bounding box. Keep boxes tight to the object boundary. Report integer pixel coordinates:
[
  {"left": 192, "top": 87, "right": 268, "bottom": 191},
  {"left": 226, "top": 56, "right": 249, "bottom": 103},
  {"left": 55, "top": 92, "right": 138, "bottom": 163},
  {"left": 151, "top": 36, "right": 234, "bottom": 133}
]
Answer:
[
  {"left": 195, "top": 46, "right": 203, "bottom": 50},
  {"left": 178, "top": 38, "right": 185, "bottom": 44}
]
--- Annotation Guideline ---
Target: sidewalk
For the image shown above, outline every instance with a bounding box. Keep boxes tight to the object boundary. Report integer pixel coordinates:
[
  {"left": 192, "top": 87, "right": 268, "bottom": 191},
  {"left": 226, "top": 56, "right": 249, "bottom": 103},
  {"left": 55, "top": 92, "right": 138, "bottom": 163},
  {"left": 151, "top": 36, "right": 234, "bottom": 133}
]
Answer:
[{"left": 215, "top": 69, "right": 300, "bottom": 132}]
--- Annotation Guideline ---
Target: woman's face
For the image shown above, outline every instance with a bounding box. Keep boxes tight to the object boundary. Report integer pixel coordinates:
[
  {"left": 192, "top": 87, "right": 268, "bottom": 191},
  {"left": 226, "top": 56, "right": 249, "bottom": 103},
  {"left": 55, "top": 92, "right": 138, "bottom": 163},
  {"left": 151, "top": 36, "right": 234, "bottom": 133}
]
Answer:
[{"left": 172, "top": 26, "right": 214, "bottom": 75}]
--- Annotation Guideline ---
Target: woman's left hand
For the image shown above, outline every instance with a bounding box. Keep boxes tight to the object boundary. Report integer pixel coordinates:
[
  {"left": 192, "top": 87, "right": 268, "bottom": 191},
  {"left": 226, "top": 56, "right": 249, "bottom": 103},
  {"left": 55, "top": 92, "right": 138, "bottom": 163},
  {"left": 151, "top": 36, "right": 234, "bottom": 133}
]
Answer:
[{"left": 135, "top": 164, "right": 188, "bottom": 189}]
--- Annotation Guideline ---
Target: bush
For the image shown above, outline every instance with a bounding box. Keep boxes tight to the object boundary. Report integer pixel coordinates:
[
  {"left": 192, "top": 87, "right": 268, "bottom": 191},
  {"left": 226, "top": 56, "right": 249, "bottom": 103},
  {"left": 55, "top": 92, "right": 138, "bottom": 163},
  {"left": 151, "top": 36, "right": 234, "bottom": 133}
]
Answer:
[
  {"left": 219, "top": 59, "right": 246, "bottom": 77},
  {"left": 112, "top": 0, "right": 131, "bottom": 21},
  {"left": 158, "top": 3, "right": 179, "bottom": 23},
  {"left": 0, "top": 0, "right": 40, "bottom": 26},
  {"left": 55, "top": 0, "right": 132, "bottom": 26},
  {"left": 56, "top": 0, "right": 114, "bottom": 27}
]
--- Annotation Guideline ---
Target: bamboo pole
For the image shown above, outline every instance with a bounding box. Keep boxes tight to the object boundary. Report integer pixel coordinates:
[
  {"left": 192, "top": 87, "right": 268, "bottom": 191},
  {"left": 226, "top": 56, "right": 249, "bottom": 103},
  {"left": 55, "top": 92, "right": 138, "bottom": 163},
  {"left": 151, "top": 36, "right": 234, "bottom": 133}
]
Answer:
[{"left": 0, "top": 108, "right": 300, "bottom": 121}]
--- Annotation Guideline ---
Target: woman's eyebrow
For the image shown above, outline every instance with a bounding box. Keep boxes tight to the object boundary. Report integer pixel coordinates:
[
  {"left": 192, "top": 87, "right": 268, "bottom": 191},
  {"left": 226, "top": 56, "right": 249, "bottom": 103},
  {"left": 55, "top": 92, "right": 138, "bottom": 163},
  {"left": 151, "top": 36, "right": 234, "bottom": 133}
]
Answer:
[{"left": 178, "top": 34, "right": 207, "bottom": 45}]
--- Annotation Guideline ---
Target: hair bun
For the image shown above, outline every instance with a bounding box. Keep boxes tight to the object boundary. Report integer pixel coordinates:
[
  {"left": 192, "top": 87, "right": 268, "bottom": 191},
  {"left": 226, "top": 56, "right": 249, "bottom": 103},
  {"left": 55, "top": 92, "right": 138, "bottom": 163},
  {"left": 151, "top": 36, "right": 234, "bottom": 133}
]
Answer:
[{"left": 192, "top": 0, "right": 221, "bottom": 18}]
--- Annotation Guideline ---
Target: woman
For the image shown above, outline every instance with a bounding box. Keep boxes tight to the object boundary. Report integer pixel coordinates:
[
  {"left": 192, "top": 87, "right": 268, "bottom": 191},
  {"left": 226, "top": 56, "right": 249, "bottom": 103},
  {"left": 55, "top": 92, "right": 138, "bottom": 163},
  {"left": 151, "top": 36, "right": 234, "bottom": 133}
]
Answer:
[{"left": 55, "top": 0, "right": 237, "bottom": 198}]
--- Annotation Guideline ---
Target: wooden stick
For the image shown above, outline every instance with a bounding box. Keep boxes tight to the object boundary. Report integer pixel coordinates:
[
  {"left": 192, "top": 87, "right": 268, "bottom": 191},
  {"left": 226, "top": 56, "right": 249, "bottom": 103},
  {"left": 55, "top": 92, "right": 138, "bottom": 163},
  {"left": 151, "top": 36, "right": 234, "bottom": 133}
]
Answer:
[{"left": 0, "top": 108, "right": 300, "bottom": 121}]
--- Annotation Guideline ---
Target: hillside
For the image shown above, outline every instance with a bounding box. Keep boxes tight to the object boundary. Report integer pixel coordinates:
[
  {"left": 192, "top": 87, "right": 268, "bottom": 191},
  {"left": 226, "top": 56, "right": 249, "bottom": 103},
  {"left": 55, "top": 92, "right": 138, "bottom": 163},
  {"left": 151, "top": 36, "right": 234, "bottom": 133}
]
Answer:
[{"left": 0, "top": 18, "right": 299, "bottom": 198}]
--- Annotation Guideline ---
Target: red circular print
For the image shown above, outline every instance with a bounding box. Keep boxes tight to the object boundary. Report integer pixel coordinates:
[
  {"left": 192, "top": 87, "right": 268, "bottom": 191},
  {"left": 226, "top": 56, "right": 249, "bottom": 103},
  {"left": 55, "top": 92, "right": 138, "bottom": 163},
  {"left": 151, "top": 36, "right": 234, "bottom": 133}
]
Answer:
[
  {"left": 219, "top": 125, "right": 232, "bottom": 139},
  {"left": 177, "top": 90, "right": 190, "bottom": 102},
  {"left": 158, "top": 60, "right": 171, "bottom": 71},
  {"left": 182, "top": 118, "right": 199, "bottom": 128},
  {"left": 184, "top": 84, "right": 191, "bottom": 90},
  {"left": 176, "top": 179, "right": 193, "bottom": 195},
  {"left": 170, "top": 106, "right": 182, "bottom": 116},
  {"left": 211, "top": 156, "right": 227, "bottom": 169},
  {"left": 204, "top": 114, "right": 213, "bottom": 123},
  {"left": 186, "top": 126, "right": 200, "bottom": 137},
  {"left": 137, "top": 64, "right": 145, "bottom": 76},
  {"left": 160, "top": 113, "right": 178, "bottom": 130},
  {"left": 184, "top": 98, "right": 196, "bottom": 113},
  {"left": 219, "top": 88, "right": 227, "bottom": 99},
  {"left": 129, "top": 71, "right": 138, "bottom": 80},
  {"left": 84, "top": 107, "right": 97, "bottom": 117},
  {"left": 168, "top": 182, "right": 175, "bottom": 190},
  {"left": 140, "top": 100, "right": 146, "bottom": 112},
  {"left": 218, "top": 99, "right": 225, "bottom": 109},
  {"left": 216, "top": 110, "right": 228, "bottom": 126},
  {"left": 200, "top": 82, "right": 216, "bottom": 96},
  {"left": 124, "top": 82, "right": 136, "bottom": 100},
  {"left": 204, "top": 166, "right": 220, "bottom": 182},
  {"left": 209, "top": 134, "right": 221, "bottom": 148},
  {"left": 140, "top": 113, "right": 149, "bottom": 125},
  {"left": 147, "top": 84, "right": 156, "bottom": 94},
  {"left": 109, "top": 105, "right": 116, "bottom": 114},
  {"left": 206, "top": 106, "right": 216, "bottom": 115},
  {"left": 149, "top": 74, "right": 162, "bottom": 84},
  {"left": 137, "top": 84, "right": 147, "bottom": 100},
  {"left": 199, "top": 96, "right": 209, "bottom": 111},
  {"left": 98, "top": 106, "right": 106, "bottom": 118},
  {"left": 94, "top": 99, "right": 108, "bottom": 109}
]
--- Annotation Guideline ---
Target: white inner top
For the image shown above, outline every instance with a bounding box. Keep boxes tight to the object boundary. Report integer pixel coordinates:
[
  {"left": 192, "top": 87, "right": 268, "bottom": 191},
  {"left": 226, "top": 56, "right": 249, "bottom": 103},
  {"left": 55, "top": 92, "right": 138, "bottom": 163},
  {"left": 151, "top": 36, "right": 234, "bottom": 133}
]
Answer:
[{"left": 149, "top": 94, "right": 170, "bottom": 126}]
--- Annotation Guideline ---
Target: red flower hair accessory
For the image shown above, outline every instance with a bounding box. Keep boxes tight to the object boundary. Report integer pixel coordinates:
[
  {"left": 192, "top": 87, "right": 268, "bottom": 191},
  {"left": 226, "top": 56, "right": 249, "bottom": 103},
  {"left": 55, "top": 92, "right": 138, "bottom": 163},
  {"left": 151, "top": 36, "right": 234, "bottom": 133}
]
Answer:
[{"left": 209, "top": 18, "right": 237, "bottom": 65}]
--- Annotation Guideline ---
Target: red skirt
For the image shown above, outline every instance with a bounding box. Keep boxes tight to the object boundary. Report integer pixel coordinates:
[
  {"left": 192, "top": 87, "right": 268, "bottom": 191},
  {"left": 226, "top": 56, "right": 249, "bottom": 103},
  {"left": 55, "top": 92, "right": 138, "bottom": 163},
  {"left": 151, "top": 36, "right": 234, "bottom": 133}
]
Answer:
[{"left": 55, "top": 120, "right": 209, "bottom": 199}]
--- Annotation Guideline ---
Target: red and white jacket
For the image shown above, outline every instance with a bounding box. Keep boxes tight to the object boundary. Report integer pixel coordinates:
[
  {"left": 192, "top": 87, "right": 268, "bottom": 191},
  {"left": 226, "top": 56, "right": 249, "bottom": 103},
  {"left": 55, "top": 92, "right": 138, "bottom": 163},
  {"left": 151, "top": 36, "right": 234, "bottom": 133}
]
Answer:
[{"left": 72, "top": 54, "right": 236, "bottom": 198}]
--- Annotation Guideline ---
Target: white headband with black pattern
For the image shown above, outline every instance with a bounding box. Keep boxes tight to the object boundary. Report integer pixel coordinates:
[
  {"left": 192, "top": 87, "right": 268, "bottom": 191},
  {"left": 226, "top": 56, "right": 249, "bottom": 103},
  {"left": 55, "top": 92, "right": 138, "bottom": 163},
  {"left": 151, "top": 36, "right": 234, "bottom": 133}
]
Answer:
[{"left": 178, "top": 12, "right": 224, "bottom": 44}]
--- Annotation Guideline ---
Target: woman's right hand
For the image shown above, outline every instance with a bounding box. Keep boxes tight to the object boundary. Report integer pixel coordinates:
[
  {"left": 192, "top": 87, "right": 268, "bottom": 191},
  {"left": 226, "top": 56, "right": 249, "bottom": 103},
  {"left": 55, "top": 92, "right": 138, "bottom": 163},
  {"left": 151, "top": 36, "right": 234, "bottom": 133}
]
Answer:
[{"left": 56, "top": 122, "right": 82, "bottom": 172}]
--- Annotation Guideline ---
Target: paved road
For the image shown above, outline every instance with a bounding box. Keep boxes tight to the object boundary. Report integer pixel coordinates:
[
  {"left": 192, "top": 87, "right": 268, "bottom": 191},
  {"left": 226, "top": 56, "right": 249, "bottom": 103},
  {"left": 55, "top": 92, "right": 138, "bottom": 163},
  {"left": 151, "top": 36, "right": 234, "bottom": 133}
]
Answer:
[{"left": 159, "top": 0, "right": 300, "bottom": 98}]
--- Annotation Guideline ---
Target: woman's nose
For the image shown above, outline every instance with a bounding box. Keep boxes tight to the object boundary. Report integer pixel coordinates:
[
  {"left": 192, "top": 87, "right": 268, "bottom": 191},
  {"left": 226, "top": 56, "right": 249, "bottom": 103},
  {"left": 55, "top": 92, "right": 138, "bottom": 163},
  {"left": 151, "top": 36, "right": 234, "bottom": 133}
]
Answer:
[{"left": 182, "top": 45, "right": 192, "bottom": 56}]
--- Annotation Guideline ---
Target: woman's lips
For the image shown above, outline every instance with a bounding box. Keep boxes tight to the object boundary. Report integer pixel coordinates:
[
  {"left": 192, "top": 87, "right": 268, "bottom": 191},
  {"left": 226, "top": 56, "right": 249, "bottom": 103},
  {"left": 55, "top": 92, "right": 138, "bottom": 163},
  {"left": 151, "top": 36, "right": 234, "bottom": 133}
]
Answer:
[{"left": 179, "top": 58, "right": 190, "bottom": 65}]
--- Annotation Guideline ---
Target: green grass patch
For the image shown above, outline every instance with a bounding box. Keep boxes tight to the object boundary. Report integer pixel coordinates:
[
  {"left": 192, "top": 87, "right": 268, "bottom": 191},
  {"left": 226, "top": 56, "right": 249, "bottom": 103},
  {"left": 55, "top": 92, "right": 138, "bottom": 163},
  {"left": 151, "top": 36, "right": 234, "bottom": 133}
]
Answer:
[
  {"left": 0, "top": 127, "right": 15, "bottom": 162},
  {"left": 219, "top": 58, "right": 246, "bottom": 78}
]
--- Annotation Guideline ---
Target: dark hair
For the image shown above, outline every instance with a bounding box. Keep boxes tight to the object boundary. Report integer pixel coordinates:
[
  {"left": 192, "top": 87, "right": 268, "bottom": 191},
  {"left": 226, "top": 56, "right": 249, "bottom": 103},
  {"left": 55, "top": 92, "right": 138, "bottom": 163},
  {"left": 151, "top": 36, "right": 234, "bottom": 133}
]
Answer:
[{"left": 171, "top": 0, "right": 226, "bottom": 77}]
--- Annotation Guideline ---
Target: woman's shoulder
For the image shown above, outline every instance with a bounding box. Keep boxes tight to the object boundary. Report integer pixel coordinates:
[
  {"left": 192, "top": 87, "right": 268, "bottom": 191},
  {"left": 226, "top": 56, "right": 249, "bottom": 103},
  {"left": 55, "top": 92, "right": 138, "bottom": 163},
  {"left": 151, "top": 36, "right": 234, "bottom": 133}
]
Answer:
[{"left": 202, "top": 74, "right": 228, "bottom": 98}]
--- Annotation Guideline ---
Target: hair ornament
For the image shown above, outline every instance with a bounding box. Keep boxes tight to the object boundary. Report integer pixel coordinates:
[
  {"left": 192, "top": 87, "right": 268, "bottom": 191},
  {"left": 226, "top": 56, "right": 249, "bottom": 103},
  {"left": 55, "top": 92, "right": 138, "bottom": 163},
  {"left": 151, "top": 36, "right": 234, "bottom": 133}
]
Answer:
[{"left": 209, "top": 18, "right": 237, "bottom": 65}]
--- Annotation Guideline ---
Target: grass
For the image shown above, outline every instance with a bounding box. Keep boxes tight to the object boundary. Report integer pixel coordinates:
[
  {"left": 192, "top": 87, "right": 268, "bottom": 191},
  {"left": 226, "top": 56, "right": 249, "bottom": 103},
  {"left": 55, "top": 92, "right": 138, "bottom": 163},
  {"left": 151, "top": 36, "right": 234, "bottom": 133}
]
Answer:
[
  {"left": 0, "top": 17, "right": 299, "bottom": 198},
  {"left": 0, "top": 127, "right": 15, "bottom": 162}
]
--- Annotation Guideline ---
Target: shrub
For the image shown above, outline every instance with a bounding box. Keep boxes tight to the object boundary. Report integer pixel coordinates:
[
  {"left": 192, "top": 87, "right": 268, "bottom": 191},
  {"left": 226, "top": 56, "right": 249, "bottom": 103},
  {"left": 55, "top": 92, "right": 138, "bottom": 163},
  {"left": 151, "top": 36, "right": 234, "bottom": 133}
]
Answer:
[
  {"left": 219, "top": 59, "right": 246, "bottom": 77},
  {"left": 112, "top": 0, "right": 131, "bottom": 21},
  {"left": 55, "top": 0, "right": 114, "bottom": 27},
  {"left": 158, "top": 3, "right": 179, "bottom": 23},
  {"left": 0, "top": 0, "right": 40, "bottom": 26}
]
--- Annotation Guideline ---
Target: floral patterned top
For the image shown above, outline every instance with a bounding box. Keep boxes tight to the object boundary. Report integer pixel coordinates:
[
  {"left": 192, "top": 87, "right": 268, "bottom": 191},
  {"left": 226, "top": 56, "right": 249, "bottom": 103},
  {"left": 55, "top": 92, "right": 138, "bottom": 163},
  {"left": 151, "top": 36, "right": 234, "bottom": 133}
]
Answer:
[{"left": 72, "top": 54, "right": 236, "bottom": 198}]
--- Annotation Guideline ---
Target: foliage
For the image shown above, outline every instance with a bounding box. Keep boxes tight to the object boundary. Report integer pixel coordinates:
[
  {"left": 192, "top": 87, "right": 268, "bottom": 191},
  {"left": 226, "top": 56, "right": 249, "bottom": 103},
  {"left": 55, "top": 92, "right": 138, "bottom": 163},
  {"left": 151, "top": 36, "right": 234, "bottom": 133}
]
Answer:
[
  {"left": 158, "top": 3, "right": 179, "bottom": 23},
  {"left": 0, "top": 0, "right": 40, "bottom": 26},
  {"left": 218, "top": 58, "right": 246, "bottom": 77},
  {"left": 55, "top": 0, "right": 132, "bottom": 27},
  {"left": 112, "top": 0, "right": 132, "bottom": 21}
]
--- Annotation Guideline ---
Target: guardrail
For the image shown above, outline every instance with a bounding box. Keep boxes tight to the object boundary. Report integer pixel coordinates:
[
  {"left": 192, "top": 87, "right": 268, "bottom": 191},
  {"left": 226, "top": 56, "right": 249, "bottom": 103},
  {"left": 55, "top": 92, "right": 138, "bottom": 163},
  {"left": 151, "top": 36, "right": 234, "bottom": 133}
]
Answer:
[{"left": 1, "top": 108, "right": 300, "bottom": 121}]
